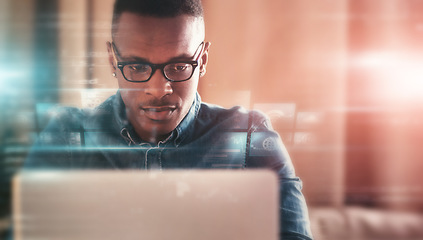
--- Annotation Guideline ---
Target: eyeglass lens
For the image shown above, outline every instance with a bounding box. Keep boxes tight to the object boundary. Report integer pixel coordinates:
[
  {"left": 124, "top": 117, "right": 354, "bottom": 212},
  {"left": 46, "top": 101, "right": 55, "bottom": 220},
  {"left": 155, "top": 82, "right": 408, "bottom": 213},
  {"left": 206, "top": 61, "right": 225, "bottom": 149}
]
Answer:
[{"left": 123, "top": 62, "right": 194, "bottom": 82}]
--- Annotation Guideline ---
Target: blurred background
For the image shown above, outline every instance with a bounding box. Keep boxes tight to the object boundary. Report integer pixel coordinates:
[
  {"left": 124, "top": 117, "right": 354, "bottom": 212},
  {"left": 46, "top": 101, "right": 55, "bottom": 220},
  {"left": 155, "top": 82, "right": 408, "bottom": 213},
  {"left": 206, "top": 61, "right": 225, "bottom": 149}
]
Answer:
[{"left": 1, "top": 0, "right": 423, "bottom": 239}]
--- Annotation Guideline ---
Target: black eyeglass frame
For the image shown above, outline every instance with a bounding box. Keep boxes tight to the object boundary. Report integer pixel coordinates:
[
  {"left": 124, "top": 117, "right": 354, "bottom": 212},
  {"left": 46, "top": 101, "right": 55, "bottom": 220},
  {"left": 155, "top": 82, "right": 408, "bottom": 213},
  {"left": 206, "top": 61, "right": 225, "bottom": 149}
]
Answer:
[{"left": 111, "top": 41, "right": 205, "bottom": 82}]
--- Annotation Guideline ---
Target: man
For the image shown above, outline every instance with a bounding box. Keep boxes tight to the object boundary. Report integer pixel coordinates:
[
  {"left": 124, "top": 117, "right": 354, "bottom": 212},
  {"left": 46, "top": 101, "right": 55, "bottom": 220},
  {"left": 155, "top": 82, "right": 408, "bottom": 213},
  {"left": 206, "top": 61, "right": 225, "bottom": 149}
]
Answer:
[{"left": 26, "top": 0, "right": 313, "bottom": 239}]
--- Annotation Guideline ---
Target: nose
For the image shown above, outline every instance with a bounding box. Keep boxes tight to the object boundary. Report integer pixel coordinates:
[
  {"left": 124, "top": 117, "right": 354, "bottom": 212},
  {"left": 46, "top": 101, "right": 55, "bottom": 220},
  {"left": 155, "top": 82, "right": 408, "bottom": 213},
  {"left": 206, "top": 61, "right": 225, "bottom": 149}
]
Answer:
[{"left": 144, "top": 70, "right": 173, "bottom": 99}]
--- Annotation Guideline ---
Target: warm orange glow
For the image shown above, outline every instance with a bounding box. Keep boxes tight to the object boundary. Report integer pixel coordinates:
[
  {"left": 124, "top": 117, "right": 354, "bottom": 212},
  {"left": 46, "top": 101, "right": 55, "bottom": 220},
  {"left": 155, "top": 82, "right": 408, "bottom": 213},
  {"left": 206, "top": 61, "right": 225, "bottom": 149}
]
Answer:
[{"left": 351, "top": 52, "right": 423, "bottom": 104}]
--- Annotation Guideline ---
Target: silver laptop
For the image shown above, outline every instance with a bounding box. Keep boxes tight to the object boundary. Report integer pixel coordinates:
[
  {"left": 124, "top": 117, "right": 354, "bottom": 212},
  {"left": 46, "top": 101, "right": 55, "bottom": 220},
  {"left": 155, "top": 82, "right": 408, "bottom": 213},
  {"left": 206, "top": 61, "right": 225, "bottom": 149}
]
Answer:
[{"left": 13, "top": 170, "right": 279, "bottom": 240}]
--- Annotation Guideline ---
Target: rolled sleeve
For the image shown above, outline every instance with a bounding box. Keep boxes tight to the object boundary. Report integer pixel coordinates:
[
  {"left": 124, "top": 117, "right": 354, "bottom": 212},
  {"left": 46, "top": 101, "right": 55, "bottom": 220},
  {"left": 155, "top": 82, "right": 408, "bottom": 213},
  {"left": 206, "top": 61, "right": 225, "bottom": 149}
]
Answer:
[{"left": 280, "top": 177, "right": 313, "bottom": 240}]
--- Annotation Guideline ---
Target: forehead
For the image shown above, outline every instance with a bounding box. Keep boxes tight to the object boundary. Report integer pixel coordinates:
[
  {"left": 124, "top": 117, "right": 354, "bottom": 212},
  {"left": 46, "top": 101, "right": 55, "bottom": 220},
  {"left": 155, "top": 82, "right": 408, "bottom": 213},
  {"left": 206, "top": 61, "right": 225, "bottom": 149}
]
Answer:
[{"left": 113, "top": 13, "right": 204, "bottom": 62}]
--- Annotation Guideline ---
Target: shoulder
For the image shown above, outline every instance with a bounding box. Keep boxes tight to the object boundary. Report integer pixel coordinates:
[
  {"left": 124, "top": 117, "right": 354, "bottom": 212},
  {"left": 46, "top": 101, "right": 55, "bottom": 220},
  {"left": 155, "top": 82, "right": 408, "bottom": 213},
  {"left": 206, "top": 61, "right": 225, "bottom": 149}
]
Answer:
[
  {"left": 83, "top": 94, "right": 120, "bottom": 129},
  {"left": 42, "top": 106, "right": 85, "bottom": 131},
  {"left": 197, "top": 102, "right": 272, "bottom": 130},
  {"left": 196, "top": 102, "right": 295, "bottom": 175},
  {"left": 42, "top": 94, "right": 119, "bottom": 132}
]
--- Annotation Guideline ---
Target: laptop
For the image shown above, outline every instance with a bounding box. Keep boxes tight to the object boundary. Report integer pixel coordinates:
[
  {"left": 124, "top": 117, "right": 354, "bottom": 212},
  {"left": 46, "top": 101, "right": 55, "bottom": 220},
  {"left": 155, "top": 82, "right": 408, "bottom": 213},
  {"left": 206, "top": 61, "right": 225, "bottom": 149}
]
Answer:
[{"left": 13, "top": 170, "right": 279, "bottom": 240}]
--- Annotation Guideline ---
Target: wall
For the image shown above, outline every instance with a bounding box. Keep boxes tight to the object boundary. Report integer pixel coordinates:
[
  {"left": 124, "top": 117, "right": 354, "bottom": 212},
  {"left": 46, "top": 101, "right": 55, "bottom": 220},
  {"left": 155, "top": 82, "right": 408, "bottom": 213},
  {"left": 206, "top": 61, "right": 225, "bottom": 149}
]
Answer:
[
  {"left": 58, "top": 0, "right": 116, "bottom": 107},
  {"left": 346, "top": 0, "right": 423, "bottom": 211},
  {"left": 202, "top": 0, "right": 349, "bottom": 206}
]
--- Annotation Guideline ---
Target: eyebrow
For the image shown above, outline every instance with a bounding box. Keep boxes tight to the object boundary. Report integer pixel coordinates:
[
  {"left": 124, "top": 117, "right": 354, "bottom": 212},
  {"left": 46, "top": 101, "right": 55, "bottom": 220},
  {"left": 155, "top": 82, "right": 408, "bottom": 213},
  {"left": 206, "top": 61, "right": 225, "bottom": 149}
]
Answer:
[
  {"left": 121, "top": 53, "right": 194, "bottom": 63},
  {"left": 112, "top": 41, "right": 203, "bottom": 64}
]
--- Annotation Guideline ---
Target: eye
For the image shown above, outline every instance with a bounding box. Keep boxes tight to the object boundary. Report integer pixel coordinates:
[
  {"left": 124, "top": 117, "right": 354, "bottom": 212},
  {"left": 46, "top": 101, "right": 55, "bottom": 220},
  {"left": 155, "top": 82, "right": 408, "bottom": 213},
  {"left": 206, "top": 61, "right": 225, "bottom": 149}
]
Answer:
[
  {"left": 127, "top": 64, "right": 150, "bottom": 73},
  {"left": 169, "top": 63, "right": 190, "bottom": 72}
]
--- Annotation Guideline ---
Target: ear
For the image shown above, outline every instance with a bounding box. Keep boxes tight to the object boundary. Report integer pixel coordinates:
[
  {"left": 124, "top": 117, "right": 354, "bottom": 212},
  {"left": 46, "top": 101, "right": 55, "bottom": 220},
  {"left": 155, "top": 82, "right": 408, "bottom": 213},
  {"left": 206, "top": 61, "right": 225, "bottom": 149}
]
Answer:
[
  {"left": 199, "top": 41, "right": 211, "bottom": 77},
  {"left": 106, "top": 41, "right": 117, "bottom": 76}
]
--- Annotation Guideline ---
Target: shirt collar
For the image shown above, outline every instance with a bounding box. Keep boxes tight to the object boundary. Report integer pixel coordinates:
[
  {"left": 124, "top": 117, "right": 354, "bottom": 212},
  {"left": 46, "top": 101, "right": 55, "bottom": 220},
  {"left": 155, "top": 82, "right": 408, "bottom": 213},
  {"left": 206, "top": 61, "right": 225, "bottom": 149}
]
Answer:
[
  {"left": 113, "top": 90, "right": 128, "bottom": 129},
  {"left": 174, "top": 92, "right": 201, "bottom": 146}
]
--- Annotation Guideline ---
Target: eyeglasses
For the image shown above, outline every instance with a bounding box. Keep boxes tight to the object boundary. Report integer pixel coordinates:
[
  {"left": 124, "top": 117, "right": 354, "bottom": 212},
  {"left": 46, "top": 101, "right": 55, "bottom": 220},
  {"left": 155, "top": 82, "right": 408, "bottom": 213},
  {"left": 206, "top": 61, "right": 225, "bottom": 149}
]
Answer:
[{"left": 111, "top": 41, "right": 204, "bottom": 82}]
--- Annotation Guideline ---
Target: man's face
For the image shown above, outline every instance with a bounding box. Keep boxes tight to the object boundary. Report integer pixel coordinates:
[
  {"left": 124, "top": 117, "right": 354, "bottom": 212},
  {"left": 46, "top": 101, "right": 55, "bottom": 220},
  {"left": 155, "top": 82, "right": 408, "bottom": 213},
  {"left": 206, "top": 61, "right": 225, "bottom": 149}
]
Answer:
[{"left": 108, "top": 13, "right": 209, "bottom": 143}]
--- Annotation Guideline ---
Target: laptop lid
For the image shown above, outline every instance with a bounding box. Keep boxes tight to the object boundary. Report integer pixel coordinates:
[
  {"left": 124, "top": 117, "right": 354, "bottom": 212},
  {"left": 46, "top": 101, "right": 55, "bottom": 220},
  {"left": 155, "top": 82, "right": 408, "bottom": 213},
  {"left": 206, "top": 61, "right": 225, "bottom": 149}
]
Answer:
[{"left": 13, "top": 170, "right": 279, "bottom": 240}]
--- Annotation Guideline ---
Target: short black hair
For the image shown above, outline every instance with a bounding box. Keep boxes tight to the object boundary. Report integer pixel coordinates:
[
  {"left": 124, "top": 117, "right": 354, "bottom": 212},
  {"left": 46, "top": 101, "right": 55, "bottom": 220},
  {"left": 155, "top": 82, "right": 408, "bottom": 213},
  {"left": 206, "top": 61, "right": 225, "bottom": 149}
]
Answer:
[{"left": 112, "top": 0, "right": 204, "bottom": 37}]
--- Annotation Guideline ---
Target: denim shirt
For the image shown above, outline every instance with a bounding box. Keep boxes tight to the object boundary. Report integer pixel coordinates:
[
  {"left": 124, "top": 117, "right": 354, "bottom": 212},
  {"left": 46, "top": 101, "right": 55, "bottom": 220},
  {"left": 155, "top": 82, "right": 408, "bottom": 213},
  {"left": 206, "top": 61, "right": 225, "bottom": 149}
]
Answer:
[{"left": 25, "top": 91, "right": 313, "bottom": 240}]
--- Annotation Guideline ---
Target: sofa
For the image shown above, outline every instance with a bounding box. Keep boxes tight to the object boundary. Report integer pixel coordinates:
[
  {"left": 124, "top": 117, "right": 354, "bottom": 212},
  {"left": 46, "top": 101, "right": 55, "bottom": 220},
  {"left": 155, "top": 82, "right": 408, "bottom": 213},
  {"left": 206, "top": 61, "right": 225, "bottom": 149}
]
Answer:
[{"left": 309, "top": 206, "right": 423, "bottom": 240}]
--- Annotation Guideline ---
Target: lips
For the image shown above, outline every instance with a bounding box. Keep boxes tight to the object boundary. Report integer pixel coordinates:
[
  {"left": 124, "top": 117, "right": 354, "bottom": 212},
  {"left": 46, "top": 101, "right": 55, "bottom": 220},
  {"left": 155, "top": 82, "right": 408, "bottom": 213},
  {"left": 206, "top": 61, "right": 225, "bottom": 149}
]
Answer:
[{"left": 140, "top": 105, "right": 177, "bottom": 121}]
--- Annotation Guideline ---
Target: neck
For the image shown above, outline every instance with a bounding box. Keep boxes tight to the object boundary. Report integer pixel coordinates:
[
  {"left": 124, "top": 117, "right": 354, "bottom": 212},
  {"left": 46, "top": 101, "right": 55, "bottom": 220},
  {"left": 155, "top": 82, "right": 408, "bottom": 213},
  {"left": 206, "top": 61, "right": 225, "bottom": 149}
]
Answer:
[
  {"left": 130, "top": 121, "right": 172, "bottom": 145},
  {"left": 139, "top": 131, "right": 171, "bottom": 145}
]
